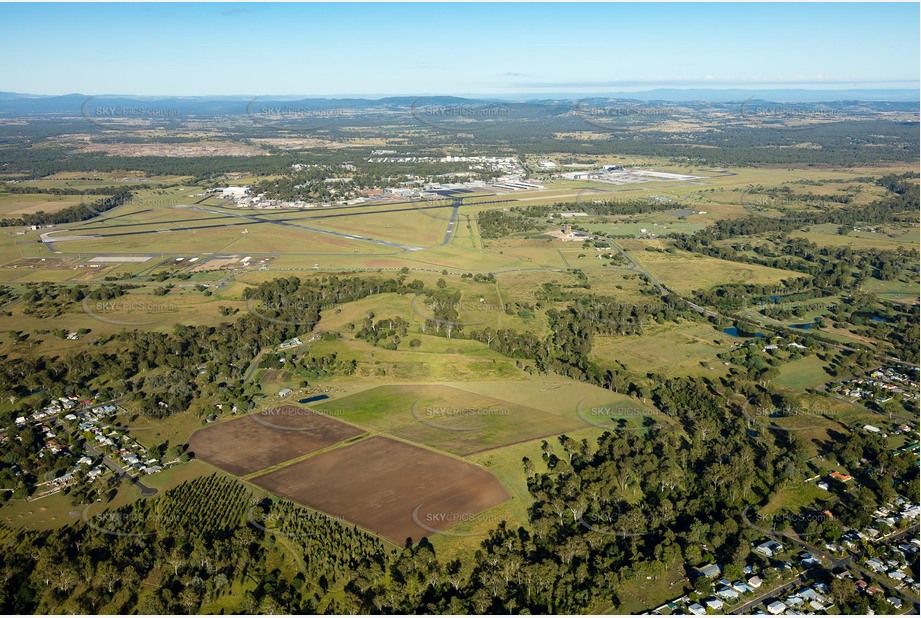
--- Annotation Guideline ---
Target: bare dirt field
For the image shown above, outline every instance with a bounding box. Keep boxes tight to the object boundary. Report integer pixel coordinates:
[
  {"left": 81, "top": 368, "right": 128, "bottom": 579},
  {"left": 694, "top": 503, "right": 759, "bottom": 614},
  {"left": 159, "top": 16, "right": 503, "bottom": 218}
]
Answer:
[
  {"left": 189, "top": 256, "right": 243, "bottom": 271},
  {"left": 79, "top": 141, "right": 265, "bottom": 157},
  {"left": 187, "top": 407, "right": 365, "bottom": 476},
  {"left": 250, "top": 436, "right": 510, "bottom": 544}
]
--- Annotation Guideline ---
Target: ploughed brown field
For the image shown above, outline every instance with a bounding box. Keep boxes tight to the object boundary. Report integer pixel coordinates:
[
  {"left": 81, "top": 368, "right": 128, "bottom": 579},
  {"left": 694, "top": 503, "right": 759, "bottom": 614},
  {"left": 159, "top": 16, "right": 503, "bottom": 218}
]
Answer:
[
  {"left": 187, "top": 407, "right": 364, "bottom": 476},
  {"left": 250, "top": 436, "right": 510, "bottom": 544}
]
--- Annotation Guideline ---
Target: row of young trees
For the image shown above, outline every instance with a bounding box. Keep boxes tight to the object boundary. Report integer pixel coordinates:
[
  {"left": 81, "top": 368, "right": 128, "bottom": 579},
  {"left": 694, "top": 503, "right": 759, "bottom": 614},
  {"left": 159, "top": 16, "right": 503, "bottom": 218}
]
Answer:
[{"left": 0, "top": 474, "right": 391, "bottom": 614}]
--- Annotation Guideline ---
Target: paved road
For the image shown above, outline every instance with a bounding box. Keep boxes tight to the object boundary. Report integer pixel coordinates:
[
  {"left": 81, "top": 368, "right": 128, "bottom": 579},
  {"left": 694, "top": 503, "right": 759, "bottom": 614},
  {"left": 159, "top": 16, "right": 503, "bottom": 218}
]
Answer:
[
  {"left": 742, "top": 514, "right": 921, "bottom": 614},
  {"left": 732, "top": 576, "right": 803, "bottom": 614},
  {"left": 46, "top": 399, "right": 158, "bottom": 498},
  {"left": 814, "top": 379, "right": 919, "bottom": 427},
  {"left": 82, "top": 441, "right": 158, "bottom": 497}
]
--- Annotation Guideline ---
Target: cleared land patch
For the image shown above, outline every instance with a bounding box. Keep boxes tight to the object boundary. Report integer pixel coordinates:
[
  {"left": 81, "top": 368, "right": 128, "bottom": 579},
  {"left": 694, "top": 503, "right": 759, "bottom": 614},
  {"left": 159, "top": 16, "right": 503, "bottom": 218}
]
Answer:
[
  {"left": 250, "top": 435, "right": 510, "bottom": 544},
  {"left": 187, "top": 407, "right": 364, "bottom": 476},
  {"left": 592, "top": 320, "right": 735, "bottom": 377},
  {"left": 621, "top": 241, "right": 806, "bottom": 293},
  {"left": 0, "top": 193, "right": 85, "bottom": 216}
]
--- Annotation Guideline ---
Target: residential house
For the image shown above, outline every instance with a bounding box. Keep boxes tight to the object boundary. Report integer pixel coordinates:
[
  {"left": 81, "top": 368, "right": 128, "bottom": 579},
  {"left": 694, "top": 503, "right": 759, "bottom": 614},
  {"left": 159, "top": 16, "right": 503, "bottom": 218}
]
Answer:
[
  {"left": 697, "top": 564, "right": 721, "bottom": 579},
  {"left": 716, "top": 587, "right": 740, "bottom": 602},
  {"left": 766, "top": 600, "right": 787, "bottom": 615},
  {"left": 732, "top": 581, "right": 753, "bottom": 594},
  {"left": 754, "top": 540, "right": 784, "bottom": 557}
]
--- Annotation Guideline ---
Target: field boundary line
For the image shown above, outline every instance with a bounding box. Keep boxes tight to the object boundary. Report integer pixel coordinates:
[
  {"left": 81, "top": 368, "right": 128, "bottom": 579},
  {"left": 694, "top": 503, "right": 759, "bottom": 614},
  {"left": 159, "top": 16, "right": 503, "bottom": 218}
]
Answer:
[
  {"left": 242, "top": 432, "right": 371, "bottom": 481},
  {"left": 556, "top": 248, "right": 572, "bottom": 268}
]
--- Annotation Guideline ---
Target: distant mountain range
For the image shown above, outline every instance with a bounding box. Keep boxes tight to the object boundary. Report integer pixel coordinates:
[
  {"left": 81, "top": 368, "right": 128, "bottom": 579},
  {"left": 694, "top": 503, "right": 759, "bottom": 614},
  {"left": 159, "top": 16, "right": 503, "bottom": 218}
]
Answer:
[
  {"left": 0, "top": 89, "right": 916, "bottom": 116},
  {"left": 495, "top": 88, "right": 920, "bottom": 103}
]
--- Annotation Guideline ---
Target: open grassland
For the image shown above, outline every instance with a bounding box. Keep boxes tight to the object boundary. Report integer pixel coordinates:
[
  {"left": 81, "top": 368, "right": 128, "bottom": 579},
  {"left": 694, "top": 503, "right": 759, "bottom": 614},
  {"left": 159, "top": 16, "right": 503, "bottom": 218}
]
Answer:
[
  {"left": 583, "top": 270, "right": 660, "bottom": 300},
  {"left": 0, "top": 230, "right": 22, "bottom": 263},
  {"left": 479, "top": 238, "right": 569, "bottom": 269},
  {"left": 0, "top": 286, "right": 243, "bottom": 348},
  {"left": 792, "top": 223, "right": 920, "bottom": 250},
  {"left": 17, "top": 171, "right": 193, "bottom": 186},
  {"left": 592, "top": 319, "right": 736, "bottom": 377},
  {"left": 0, "top": 487, "right": 139, "bottom": 532},
  {"left": 337, "top": 377, "right": 677, "bottom": 437},
  {"left": 858, "top": 276, "right": 919, "bottom": 304},
  {"left": 0, "top": 192, "right": 86, "bottom": 216},
  {"left": 621, "top": 240, "right": 807, "bottom": 292},
  {"left": 308, "top": 335, "right": 524, "bottom": 381},
  {"left": 775, "top": 355, "right": 835, "bottom": 390},
  {"left": 2, "top": 163, "right": 914, "bottom": 289},
  {"left": 312, "top": 384, "right": 584, "bottom": 456},
  {"left": 271, "top": 207, "right": 446, "bottom": 248},
  {"left": 494, "top": 268, "right": 573, "bottom": 302},
  {"left": 120, "top": 405, "right": 224, "bottom": 452},
  {"left": 582, "top": 217, "right": 705, "bottom": 237},
  {"left": 756, "top": 482, "right": 835, "bottom": 529},
  {"left": 315, "top": 287, "right": 543, "bottom": 337}
]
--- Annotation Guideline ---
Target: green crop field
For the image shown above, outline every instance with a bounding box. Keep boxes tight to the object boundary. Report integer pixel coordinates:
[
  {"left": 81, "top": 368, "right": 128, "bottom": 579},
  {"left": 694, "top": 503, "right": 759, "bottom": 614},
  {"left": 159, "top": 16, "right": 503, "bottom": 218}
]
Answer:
[{"left": 312, "top": 383, "right": 586, "bottom": 456}]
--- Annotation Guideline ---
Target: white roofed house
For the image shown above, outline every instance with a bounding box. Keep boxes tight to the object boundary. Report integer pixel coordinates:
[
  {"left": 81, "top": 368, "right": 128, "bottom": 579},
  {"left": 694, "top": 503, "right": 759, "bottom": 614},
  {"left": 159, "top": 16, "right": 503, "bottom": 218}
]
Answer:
[
  {"left": 704, "top": 598, "right": 723, "bottom": 611},
  {"left": 716, "top": 586, "right": 740, "bottom": 601},
  {"left": 754, "top": 540, "right": 784, "bottom": 557},
  {"left": 785, "top": 594, "right": 805, "bottom": 608},
  {"left": 795, "top": 587, "right": 818, "bottom": 601},
  {"left": 766, "top": 600, "right": 787, "bottom": 615},
  {"left": 732, "top": 581, "right": 753, "bottom": 594},
  {"left": 697, "top": 563, "right": 722, "bottom": 579}
]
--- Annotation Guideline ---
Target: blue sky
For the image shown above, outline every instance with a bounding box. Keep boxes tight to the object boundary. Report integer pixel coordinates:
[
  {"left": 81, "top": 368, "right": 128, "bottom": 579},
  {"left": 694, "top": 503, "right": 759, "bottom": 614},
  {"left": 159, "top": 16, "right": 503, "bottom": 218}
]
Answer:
[{"left": 1, "top": 2, "right": 918, "bottom": 96}]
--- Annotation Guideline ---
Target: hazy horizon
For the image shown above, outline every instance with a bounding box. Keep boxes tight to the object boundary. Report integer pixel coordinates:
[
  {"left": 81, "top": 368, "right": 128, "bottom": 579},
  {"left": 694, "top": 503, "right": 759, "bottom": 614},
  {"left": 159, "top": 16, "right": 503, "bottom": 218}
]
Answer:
[{"left": 3, "top": 88, "right": 919, "bottom": 104}]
